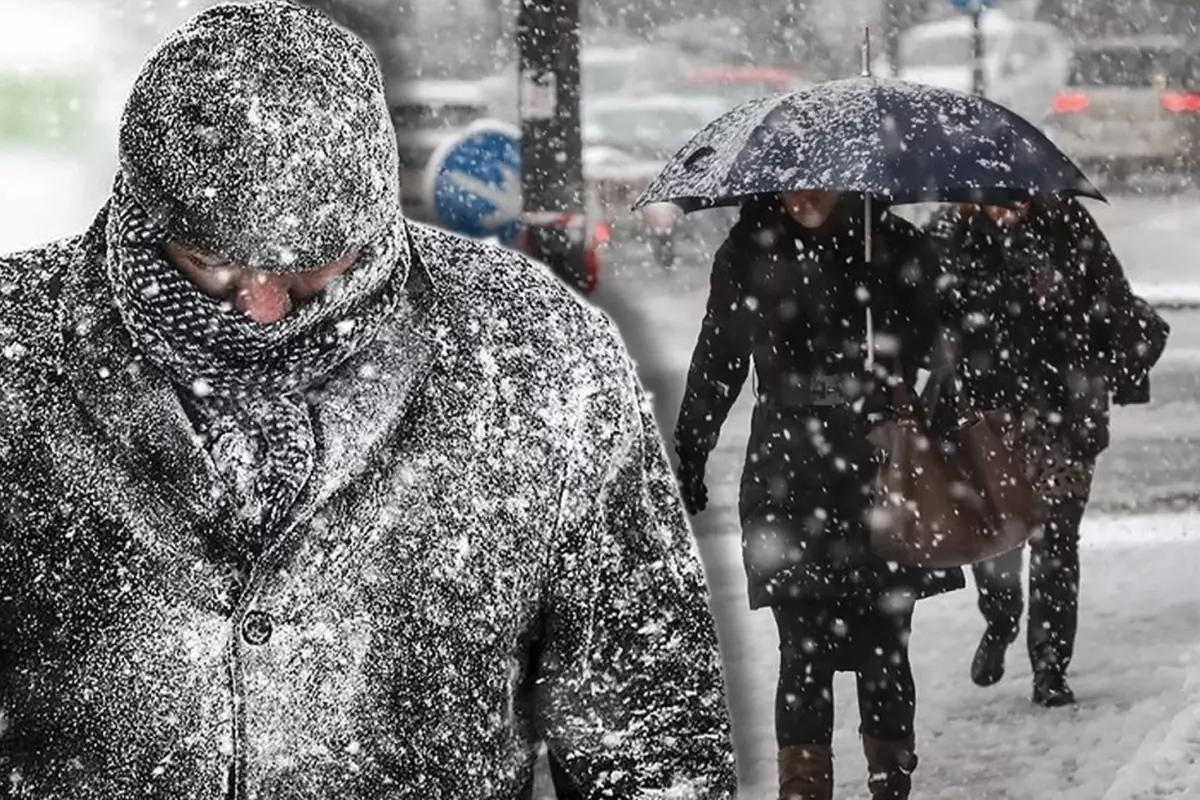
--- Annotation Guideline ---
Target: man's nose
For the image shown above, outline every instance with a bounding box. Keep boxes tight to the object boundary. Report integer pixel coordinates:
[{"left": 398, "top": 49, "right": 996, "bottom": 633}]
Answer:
[{"left": 234, "top": 274, "right": 293, "bottom": 324}]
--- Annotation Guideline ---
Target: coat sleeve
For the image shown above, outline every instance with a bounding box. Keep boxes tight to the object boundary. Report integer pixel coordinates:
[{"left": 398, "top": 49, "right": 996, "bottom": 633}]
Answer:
[
  {"left": 886, "top": 213, "right": 963, "bottom": 372},
  {"left": 1061, "top": 200, "right": 1169, "bottom": 405},
  {"left": 534, "top": 335, "right": 737, "bottom": 799},
  {"left": 673, "top": 236, "right": 752, "bottom": 465}
]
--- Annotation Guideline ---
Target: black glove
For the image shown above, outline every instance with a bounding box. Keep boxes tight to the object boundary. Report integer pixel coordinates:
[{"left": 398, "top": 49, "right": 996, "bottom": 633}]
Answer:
[{"left": 675, "top": 457, "right": 708, "bottom": 516}]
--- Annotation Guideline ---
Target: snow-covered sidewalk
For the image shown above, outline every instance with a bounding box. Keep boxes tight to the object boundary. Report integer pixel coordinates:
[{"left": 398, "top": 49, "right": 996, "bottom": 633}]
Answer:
[{"left": 695, "top": 513, "right": 1200, "bottom": 799}]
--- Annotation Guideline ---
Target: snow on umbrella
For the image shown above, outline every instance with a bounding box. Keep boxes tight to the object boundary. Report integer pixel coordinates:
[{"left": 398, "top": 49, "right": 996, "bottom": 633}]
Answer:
[{"left": 632, "top": 76, "right": 1105, "bottom": 213}]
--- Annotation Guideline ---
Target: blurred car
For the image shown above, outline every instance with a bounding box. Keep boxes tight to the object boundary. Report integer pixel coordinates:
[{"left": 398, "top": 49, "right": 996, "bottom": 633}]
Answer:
[
  {"left": 582, "top": 93, "right": 728, "bottom": 266},
  {"left": 668, "top": 66, "right": 811, "bottom": 107},
  {"left": 583, "top": 94, "right": 727, "bottom": 162},
  {"left": 514, "top": 206, "right": 612, "bottom": 297},
  {"left": 881, "top": 10, "right": 1071, "bottom": 124},
  {"left": 1043, "top": 35, "right": 1200, "bottom": 183},
  {"left": 480, "top": 42, "right": 704, "bottom": 124},
  {"left": 391, "top": 80, "right": 491, "bottom": 222}
]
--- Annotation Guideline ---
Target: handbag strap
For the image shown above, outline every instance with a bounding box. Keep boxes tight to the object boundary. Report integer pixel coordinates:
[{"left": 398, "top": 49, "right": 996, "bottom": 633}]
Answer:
[{"left": 923, "top": 326, "right": 971, "bottom": 421}]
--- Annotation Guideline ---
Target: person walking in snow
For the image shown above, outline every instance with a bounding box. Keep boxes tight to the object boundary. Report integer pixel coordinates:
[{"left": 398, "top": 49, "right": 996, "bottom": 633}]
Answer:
[
  {"left": 0, "top": 4, "right": 736, "bottom": 798},
  {"left": 924, "top": 198, "right": 1168, "bottom": 708},
  {"left": 675, "top": 190, "right": 964, "bottom": 800}
]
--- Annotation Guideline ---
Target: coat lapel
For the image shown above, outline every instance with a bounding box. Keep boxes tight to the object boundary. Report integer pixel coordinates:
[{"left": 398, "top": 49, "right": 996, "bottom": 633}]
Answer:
[
  {"left": 56, "top": 209, "right": 237, "bottom": 534},
  {"left": 274, "top": 224, "right": 445, "bottom": 537}
]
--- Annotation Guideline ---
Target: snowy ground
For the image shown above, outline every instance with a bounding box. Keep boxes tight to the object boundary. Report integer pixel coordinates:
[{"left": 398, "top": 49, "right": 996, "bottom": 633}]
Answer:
[
  {"left": 590, "top": 204, "right": 1200, "bottom": 798},
  {"left": 696, "top": 517, "right": 1200, "bottom": 799}
]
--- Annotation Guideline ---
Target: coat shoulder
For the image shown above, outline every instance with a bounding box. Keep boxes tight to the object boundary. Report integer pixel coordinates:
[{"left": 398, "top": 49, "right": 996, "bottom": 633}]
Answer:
[
  {"left": 0, "top": 237, "right": 77, "bottom": 373},
  {"left": 0, "top": 237, "right": 77, "bottom": 455},
  {"left": 409, "top": 223, "right": 630, "bottom": 379}
]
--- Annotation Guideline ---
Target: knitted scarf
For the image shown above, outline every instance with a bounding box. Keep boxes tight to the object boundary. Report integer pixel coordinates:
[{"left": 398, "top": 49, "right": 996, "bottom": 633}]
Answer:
[{"left": 105, "top": 174, "right": 409, "bottom": 553}]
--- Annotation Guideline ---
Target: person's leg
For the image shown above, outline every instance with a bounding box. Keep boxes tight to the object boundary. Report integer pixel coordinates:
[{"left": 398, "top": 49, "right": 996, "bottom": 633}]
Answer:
[
  {"left": 855, "top": 594, "right": 918, "bottom": 800},
  {"left": 773, "top": 605, "right": 837, "bottom": 800},
  {"left": 1028, "top": 488, "right": 1088, "bottom": 707},
  {"left": 970, "top": 544, "right": 1024, "bottom": 686}
]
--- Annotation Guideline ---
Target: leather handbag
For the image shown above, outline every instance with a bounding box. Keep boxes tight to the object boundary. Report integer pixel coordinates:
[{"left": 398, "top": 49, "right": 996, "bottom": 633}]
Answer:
[{"left": 867, "top": 378, "right": 1046, "bottom": 569}]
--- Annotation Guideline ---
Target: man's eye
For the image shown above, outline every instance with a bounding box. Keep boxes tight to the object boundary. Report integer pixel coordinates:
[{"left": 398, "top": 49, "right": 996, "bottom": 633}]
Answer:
[{"left": 190, "top": 254, "right": 233, "bottom": 270}]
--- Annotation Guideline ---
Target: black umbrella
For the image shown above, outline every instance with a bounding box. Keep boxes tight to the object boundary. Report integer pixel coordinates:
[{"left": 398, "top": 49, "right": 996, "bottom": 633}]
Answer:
[{"left": 632, "top": 76, "right": 1105, "bottom": 213}]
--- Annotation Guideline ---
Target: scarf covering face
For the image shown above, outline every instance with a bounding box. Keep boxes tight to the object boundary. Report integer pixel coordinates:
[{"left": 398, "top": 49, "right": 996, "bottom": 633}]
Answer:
[
  {"left": 104, "top": 1, "right": 409, "bottom": 552},
  {"left": 105, "top": 176, "right": 409, "bottom": 551}
]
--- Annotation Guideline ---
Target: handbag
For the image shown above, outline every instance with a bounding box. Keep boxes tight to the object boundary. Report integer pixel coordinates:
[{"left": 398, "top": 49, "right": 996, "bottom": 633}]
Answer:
[
  {"left": 856, "top": 202, "right": 1043, "bottom": 568},
  {"left": 867, "top": 360, "right": 1046, "bottom": 569}
]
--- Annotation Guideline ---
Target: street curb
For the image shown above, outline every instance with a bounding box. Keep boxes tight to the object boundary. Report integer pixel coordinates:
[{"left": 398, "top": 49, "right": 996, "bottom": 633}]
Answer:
[
  {"left": 1149, "top": 300, "right": 1200, "bottom": 311},
  {"left": 1133, "top": 285, "right": 1200, "bottom": 311}
]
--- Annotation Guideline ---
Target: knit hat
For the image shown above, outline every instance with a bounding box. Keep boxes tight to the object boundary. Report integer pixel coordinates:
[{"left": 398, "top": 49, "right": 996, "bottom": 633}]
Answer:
[{"left": 117, "top": 0, "right": 400, "bottom": 273}]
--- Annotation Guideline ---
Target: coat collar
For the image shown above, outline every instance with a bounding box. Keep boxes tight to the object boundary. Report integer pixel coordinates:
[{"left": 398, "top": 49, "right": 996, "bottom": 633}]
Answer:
[{"left": 55, "top": 207, "right": 445, "bottom": 554}]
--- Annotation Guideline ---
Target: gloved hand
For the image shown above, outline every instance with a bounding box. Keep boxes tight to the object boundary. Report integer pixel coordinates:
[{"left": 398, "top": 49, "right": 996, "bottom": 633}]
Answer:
[{"left": 676, "top": 457, "right": 708, "bottom": 516}]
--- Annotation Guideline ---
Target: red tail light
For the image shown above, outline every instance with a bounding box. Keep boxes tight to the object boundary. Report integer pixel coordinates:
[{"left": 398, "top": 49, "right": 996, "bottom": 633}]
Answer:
[
  {"left": 1052, "top": 92, "right": 1091, "bottom": 114},
  {"left": 1163, "top": 92, "right": 1200, "bottom": 113},
  {"left": 591, "top": 220, "right": 613, "bottom": 247}
]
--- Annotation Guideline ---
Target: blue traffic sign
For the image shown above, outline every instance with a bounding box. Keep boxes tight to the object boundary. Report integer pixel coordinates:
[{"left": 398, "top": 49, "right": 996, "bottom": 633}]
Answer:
[
  {"left": 947, "top": 0, "right": 997, "bottom": 9},
  {"left": 423, "top": 119, "right": 522, "bottom": 246}
]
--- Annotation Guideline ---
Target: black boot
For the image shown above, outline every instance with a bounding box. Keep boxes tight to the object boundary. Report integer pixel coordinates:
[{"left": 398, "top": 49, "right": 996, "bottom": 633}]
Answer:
[
  {"left": 970, "top": 627, "right": 1016, "bottom": 687},
  {"left": 1032, "top": 670, "right": 1076, "bottom": 708}
]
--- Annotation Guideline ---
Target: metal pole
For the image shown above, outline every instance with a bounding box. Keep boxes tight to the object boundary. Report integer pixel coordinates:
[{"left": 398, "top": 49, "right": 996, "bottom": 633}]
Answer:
[
  {"left": 971, "top": 4, "right": 986, "bottom": 96},
  {"left": 861, "top": 26, "right": 874, "bottom": 371},
  {"left": 517, "top": 0, "right": 586, "bottom": 293},
  {"left": 862, "top": 26, "right": 873, "bottom": 269},
  {"left": 882, "top": 0, "right": 902, "bottom": 77}
]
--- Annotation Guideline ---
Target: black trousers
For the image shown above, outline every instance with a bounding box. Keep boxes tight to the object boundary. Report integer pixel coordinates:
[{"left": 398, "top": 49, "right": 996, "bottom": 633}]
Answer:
[
  {"left": 772, "top": 596, "right": 916, "bottom": 747},
  {"left": 973, "top": 490, "right": 1090, "bottom": 674}
]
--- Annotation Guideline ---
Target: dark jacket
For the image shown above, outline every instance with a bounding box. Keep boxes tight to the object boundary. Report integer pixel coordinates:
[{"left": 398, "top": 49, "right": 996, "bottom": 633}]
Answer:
[
  {"left": 924, "top": 199, "right": 1169, "bottom": 460},
  {"left": 0, "top": 218, "right": 737, "bottom": 799},
  {"left": 675, "top": 196, "right": 965, "bottom": 609}
]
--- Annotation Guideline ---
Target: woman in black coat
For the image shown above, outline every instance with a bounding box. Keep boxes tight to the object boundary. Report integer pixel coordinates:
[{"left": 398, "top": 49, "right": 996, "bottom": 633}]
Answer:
[
  {"left": 675, "top": 190, "right": 964, "bottom": 800},
  {"left": 924, "top": 198, "right": 1168, "bottom": 709}
]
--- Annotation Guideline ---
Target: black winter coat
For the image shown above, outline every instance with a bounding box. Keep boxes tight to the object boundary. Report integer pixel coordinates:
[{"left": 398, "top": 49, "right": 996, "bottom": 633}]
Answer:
[
  {"left": 924, "top": 199, "right": 1169, "bottom": 461},
  {"left": 675, "top": 197, "right": 965, "bottom": 609}
]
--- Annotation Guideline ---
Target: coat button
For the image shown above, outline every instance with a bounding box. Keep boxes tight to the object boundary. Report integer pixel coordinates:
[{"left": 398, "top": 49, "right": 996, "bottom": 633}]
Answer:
[{"left": 242, "top": 611, "right": 273, "bottom": 646}]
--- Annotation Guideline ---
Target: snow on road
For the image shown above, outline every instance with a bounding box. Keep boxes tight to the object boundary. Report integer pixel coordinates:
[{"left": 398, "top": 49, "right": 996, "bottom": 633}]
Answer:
[{"left": 694, "top": 517, "right": 1200, "bottom": 799}]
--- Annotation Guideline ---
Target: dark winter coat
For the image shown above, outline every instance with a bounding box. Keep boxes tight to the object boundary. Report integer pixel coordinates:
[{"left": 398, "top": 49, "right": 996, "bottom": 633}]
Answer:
[
  {"left": 924, "top": 199, "right": 1169, "bottom": 461},
  {"left": 0, "top": 217, "right": 737, "bottom": 799},
  {"left": 675, "top": 197, "right": 965, "bottom": 609}
]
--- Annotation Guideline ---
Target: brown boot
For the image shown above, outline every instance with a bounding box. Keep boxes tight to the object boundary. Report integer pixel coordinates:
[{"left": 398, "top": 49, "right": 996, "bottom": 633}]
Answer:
[
  {"left": 777, "top": 745, "right": 833, "bottom": 800},
  {"left": 862, "top": 734, "right": 917, "bottom": 799}
]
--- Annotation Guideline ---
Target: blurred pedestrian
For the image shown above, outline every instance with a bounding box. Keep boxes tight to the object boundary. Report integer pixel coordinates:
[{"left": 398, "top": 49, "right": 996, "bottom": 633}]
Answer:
[
  {"left": 925, "top": 198, "right": 1168, "bottom": 708},
  {"left": 0, "top": 3, "right": 737, "bottom": 797},
  {"left": 675, "top": 190, "right": 965, "bottom": 800}
]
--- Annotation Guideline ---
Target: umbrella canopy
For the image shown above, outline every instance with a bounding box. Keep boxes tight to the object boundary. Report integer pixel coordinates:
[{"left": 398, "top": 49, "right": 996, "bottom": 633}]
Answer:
[{"left": 633, "top": 77, "right": 1104, "bottom": 213}]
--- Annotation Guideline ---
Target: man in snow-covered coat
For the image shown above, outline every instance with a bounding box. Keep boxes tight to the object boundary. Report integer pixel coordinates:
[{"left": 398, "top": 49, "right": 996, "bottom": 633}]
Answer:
[{"left": 0, "top": 3, "right": 736, "bottom": 798}]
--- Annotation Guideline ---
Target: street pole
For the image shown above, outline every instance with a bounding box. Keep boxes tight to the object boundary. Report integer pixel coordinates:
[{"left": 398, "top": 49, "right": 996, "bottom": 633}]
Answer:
[
  {"left": 516, "top": 0, "right": 587, "bottom": 294},
  {"left": 883, "top": 0, "right": 902, "bottom": 77},
  {"left": 971, "top": 3, "right": 986, "bottom": 96}
]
